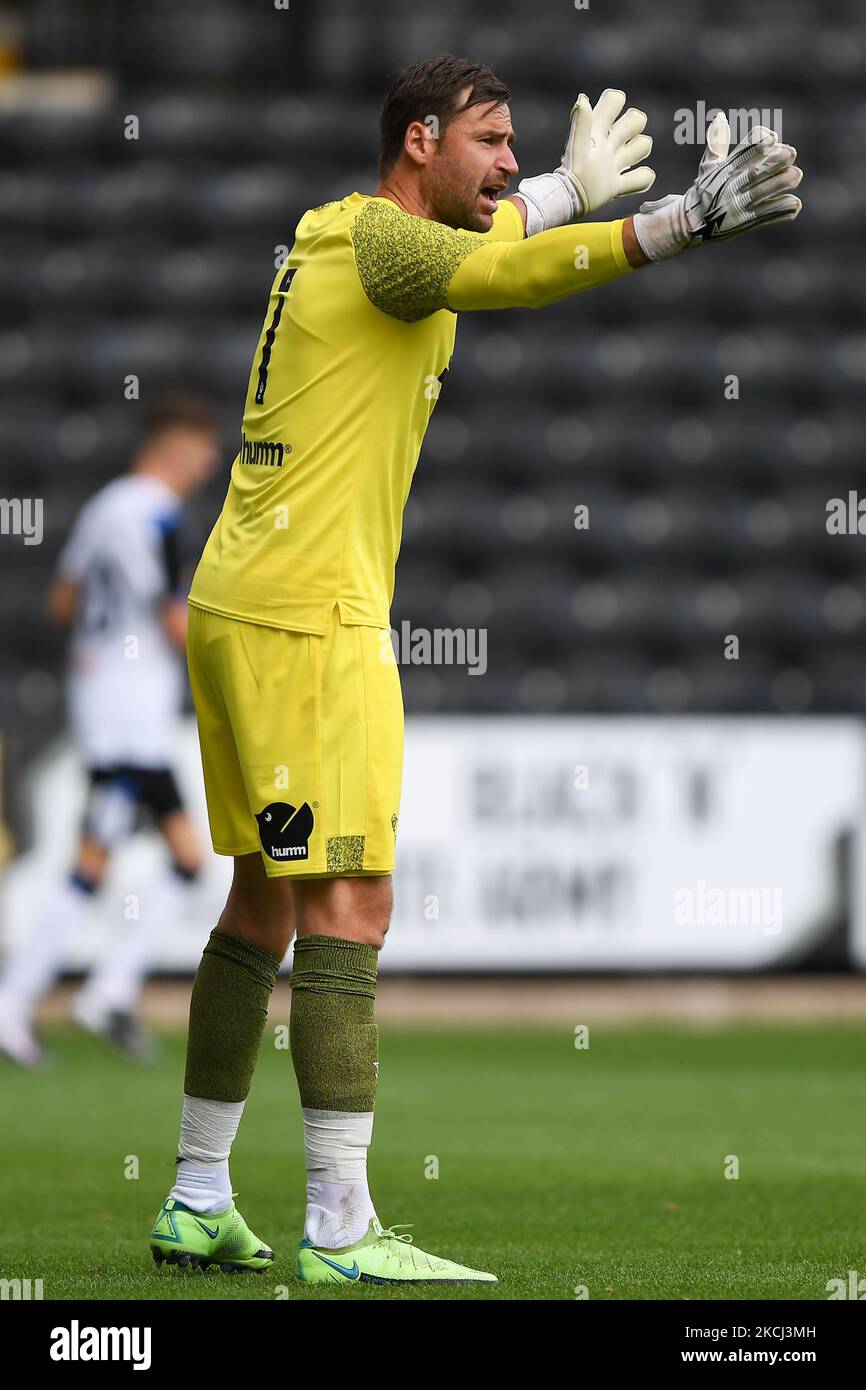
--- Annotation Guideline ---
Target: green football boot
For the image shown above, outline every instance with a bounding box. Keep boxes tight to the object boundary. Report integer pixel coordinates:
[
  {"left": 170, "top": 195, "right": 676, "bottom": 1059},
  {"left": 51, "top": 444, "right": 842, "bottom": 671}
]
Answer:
[
  {"left": 297, "top": 1219, "right": 497, "bottom": 1285},
  {"left": 150, "top": 1196, "right": 274, "bottom": 1273}
]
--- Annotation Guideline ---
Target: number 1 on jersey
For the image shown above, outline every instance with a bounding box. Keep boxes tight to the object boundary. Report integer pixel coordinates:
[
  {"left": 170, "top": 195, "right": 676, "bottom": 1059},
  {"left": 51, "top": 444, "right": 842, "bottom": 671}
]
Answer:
[{"left": 255, "top": 266, "right": 296, "bottom": 406}]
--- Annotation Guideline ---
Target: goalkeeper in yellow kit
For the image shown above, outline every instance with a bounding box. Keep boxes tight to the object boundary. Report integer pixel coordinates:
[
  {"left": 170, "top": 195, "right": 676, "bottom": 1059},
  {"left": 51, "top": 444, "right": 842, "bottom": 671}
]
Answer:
[{"left": 150, "top": 54, "right": 802, "bottom": 1283}]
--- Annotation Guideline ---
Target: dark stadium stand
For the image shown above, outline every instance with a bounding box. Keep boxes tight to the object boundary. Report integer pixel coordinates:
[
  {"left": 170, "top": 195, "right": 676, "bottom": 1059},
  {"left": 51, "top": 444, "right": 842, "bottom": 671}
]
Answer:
[{"left": 0, "top": 0, "right": 863, "bottom": 821}]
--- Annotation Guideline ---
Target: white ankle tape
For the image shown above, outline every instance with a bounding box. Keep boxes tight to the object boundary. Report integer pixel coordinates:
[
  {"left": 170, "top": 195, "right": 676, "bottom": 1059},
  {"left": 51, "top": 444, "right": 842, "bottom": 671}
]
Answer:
[
  {"left": 178, "top": 1094, "right": 245, "bottom": 1163},
  {"left": 302, "top": 1108, "right": 374, "bottom": 1181}
]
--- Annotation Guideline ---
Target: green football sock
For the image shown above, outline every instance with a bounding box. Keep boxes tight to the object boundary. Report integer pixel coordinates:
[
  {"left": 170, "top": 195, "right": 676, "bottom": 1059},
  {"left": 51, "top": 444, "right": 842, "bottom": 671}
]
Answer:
[
  {"left": 184, "top": 927, "right": 284, "bottom": 1103},
  {"left": 290, "top": 934, "right": 379, "bottom": 1112}
]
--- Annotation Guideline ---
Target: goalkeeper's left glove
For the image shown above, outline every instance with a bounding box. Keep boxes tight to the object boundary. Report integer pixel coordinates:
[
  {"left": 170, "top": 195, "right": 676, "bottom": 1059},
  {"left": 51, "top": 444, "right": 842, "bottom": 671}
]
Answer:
[
  {"left": 517, "top": 88, "right": 655, "bottom": 235},
  {"left": 632, "top": 113, "right": 803, "bottom": 261}
]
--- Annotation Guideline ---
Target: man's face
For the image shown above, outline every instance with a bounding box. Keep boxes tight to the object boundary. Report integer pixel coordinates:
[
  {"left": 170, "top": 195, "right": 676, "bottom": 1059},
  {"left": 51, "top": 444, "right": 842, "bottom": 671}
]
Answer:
[
  {"left": 159, "top": 427, "right": 220, "bottom": 493},
  {"left": 425, "top": 92, "right": 519, "bottom": 231}
]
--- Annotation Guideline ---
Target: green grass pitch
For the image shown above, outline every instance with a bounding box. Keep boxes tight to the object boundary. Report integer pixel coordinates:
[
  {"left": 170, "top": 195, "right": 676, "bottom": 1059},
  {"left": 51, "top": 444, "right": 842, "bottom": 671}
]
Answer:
[{"left": 0, "top": 1022, "right": 863, "bottom": 1300}]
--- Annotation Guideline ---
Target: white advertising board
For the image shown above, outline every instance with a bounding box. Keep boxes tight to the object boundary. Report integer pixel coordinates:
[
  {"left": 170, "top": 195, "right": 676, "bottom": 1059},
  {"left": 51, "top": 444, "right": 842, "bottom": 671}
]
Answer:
[{"left": 1, "top": 717, "right": 862, "bottom": 972}]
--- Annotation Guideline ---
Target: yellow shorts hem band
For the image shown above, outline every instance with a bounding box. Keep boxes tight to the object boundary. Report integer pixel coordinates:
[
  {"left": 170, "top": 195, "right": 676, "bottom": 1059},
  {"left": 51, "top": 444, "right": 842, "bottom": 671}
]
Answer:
[{"left": 261, "top": 864, "right": 395, "bottom": 880}]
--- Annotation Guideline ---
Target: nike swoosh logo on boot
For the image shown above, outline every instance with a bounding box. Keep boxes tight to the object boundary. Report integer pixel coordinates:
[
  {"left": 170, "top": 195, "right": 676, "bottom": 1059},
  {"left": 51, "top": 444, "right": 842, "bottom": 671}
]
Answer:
[{"left": 312, "top": 1252, "right": 361, "bottom": 1279}]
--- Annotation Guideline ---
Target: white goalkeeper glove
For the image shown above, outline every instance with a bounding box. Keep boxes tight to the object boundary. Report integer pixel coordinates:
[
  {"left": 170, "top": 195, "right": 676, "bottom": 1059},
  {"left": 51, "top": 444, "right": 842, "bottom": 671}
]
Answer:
[
  {"left": 632, "top": 112, "right": 803, "bottom": 261},
  {"left": 517, "top": 88, "right": 655, "bottom": 235}
]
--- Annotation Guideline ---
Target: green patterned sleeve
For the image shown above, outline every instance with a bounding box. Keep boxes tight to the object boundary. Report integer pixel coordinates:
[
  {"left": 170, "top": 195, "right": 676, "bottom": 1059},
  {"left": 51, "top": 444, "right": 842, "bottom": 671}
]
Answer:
[{"left": 350, "top": 199, "right": 484, "bottom": 323}]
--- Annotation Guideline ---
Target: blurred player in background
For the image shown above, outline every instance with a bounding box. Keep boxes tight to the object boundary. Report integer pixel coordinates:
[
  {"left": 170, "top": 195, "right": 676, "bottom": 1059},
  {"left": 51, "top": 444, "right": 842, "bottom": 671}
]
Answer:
[{"left": 0, "top": 395, "right": 219, "bottom": 1068}]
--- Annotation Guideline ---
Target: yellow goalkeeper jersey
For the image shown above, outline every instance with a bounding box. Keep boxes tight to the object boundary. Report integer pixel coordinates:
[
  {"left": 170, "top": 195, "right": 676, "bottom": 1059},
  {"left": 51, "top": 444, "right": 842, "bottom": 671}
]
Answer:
[{"left": 188, "top": 192, "right": 630, "bottom": 633}]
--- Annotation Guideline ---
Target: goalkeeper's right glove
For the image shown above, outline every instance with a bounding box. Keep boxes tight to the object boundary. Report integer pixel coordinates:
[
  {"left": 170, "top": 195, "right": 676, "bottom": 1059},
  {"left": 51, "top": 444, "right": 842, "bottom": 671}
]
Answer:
[
  {"left": 517, "top": 88, "right": 655, "bottom": 234},
  {"left": 632, "top": 113, "right": 802, "bottom": 262}
]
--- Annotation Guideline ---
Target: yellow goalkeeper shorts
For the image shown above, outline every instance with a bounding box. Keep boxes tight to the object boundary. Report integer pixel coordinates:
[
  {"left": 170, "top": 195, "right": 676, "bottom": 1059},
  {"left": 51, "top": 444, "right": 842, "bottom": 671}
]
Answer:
[{"left": 187, "top": 603, "right": 403, "bottom": 878}]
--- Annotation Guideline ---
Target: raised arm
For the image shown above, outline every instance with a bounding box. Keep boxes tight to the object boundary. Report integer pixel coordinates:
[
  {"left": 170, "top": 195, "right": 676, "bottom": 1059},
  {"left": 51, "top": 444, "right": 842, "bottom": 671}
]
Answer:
[
  {"left": 446, "top": 217, "right": 640, "bottom": 312},
  {"left": 351, "top": 198, "right": 640, "bottom": 322}
]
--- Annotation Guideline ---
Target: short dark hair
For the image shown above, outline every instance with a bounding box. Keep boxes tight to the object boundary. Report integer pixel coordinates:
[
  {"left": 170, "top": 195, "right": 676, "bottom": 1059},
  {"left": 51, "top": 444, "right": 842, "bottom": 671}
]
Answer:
[
  {"left": 378, "top": 53, "right": 511, "bottom": 179},
  {"left": 140, "top": 392, "right": 217, "bottom": 447}
]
